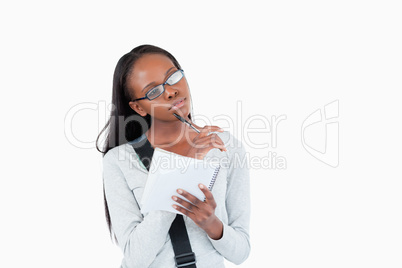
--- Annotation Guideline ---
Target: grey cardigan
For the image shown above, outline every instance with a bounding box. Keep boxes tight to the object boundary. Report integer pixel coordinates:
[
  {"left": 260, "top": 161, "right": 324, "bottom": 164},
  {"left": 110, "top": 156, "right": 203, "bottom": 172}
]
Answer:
[{"left": 102, "top": 131, "right": 251, "bottom": 268}]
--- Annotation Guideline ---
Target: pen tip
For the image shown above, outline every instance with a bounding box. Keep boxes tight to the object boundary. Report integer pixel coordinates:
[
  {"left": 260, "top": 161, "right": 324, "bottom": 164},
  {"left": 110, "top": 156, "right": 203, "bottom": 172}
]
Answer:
[{"left": 173, "top": 113, "right": 184, "bottom": 122}]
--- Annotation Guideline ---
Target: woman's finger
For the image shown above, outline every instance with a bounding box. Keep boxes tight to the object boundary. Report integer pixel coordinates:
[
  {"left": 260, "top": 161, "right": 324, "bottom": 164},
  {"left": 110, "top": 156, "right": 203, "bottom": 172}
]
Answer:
[
  {"left": 176, "top": 189, "right": 202, "bottom": 207},
  {"left": 197, "top": 125, "right": 224, "bottom": 138},
  {"left": 205, "top": 135, "right": 227, "bottom": 151},
  {"left": 191, "top": 134, "right": 225, "bottom": 149},
  {"left": 208, "top": 134, "right": 225, "bottom": 148},
  {"left": 172, "top": 204, "right": 194, "bottom": 217},
  {"left": 172, "top": 195, "right": 199, "bottom": 211},
  {"left": 198, "top": 184, "right": 215, "bottom": 203}
]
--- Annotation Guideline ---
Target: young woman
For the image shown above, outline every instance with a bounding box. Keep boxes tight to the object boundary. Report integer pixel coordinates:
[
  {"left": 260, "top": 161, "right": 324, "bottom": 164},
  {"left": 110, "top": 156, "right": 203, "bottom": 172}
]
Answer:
[{"left": 97, "top": 45, "right": 250, "bottom": 268}]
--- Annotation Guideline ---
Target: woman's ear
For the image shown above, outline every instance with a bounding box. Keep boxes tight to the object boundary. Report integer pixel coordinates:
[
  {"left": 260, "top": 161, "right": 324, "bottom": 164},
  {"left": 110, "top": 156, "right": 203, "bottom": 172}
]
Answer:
[{"left": 129, "top": 101, "right": 147, "bottom": 117}]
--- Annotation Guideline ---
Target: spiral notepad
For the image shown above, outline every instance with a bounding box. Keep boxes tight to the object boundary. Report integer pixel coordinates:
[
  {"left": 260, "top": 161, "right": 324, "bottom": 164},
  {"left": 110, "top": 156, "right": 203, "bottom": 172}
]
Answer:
[
  {"left": 141, "top": 147, "right": 221, "bottom": 215},
  {"left": 208, "top": 166, "right": 220, "bottom": 191}
]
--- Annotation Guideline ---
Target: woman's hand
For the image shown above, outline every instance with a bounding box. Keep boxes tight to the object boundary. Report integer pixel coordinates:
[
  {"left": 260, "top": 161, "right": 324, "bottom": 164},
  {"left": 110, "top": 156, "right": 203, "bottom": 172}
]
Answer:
[
  {"left": 186, "top": 124, "right": 227, "bottom": 160},
  {"left": 172, "top": 184, "right": 223, "bottom": 240}
]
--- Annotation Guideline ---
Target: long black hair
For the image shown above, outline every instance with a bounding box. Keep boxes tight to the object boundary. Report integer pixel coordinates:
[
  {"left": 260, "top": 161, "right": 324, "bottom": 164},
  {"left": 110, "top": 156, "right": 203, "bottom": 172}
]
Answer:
[{"left": 96, "top": 45, "right": 192, "bottom": 243}]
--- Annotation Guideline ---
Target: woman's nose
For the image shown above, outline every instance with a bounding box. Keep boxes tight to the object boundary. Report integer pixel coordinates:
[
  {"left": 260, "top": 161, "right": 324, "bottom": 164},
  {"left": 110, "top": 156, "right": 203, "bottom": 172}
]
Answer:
[{"left": 164, "top": 85, "right": 178, "bottom": 99}]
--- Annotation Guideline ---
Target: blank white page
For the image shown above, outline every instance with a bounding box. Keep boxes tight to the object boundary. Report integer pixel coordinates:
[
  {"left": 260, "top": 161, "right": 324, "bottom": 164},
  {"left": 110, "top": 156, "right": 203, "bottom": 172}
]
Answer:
[{"left": 141, "top": 147, "right": 220, "bottom": 215}]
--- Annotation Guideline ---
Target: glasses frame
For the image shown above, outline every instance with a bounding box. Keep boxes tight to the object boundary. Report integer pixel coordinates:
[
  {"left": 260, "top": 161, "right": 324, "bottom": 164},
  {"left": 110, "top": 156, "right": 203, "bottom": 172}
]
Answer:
[{"left": 130, "top": 69, "right": 185, "bottom": 102}]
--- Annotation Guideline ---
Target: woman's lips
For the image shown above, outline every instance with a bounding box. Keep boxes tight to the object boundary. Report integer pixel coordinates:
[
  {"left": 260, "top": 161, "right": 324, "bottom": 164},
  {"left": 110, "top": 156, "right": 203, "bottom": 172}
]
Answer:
[{"left": 170, "top": 98, "right": 186, "bottom": 110}]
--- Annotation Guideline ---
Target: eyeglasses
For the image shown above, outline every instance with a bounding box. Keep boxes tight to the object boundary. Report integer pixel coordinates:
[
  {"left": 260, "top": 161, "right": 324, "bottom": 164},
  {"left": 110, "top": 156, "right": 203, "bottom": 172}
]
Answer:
[{"left": 131, "top": 69, "right": 185, "bottom": 102}]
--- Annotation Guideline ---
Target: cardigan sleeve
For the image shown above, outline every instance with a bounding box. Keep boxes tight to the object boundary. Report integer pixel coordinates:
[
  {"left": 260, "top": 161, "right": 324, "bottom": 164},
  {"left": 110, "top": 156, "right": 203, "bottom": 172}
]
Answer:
[
  {"left": 102, "top": 149, "right": 176, "bottom": 268},
  {"left": 208, "top": 137, "right": 251, "bottom": 264}
]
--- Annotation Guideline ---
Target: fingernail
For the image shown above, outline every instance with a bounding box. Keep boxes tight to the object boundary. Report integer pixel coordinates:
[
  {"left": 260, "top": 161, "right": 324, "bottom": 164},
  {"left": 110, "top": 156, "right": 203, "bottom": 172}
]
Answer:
[
  {"left": 172, "top": 205, "right": 177, "bottom": 209},
  {"left": 177, "top": 189, "right": 183, "bottom": 194},
  {"left": 172, "top": 196, "right": 177, "bottom": 201},
  {"left": 199, "top": 184, "right": 204, "bottom": 189}
]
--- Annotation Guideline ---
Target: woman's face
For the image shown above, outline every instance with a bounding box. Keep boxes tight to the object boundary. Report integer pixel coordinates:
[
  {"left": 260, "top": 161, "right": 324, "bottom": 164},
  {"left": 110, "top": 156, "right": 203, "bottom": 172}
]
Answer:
[{"left": 127, "top": 53, "right": 191, "bottom": 121}]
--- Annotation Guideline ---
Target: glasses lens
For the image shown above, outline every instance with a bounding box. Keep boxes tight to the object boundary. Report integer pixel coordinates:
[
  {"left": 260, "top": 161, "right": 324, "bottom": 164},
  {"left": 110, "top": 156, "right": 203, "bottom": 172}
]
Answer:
[
  {"left": 146, "top": 85, "right": 164, "bottom": 100},
  {"left": 166, "top": 70, "right": 183, "bottom": 85}
]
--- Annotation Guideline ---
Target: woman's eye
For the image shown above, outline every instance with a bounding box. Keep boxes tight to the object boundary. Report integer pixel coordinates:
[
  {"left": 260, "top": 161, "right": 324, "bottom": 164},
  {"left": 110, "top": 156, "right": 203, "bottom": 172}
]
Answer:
[
  {"left": 148, "top": 88, "right": 157, "bottom": 97},
  {"left": 167, "top": 74, "right": 178, "bottom": 84}
]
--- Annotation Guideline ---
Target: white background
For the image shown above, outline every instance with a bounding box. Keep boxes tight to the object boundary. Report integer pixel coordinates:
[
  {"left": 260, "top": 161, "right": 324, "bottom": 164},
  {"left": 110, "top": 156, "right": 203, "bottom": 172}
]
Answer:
[{"left": 1, "top": 1, "right": 401, "bottom": 267}]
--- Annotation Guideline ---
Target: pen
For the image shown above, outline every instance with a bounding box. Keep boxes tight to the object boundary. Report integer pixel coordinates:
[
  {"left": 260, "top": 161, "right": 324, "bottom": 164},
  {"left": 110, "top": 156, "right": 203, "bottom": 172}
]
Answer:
[{"left": 173, "top": 113, "right": 200, "bottom": 133}]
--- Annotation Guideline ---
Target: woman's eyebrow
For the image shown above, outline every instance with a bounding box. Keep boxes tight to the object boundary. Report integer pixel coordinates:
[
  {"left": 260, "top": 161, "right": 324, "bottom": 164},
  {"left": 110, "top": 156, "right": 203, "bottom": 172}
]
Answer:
[
  {"left": 142, "top": 82, "right": 156, "bottom": 92},
  {"left": 165, "top": 66, "right": 176, "bottom": 76},
  {"left": 141, "top": 67, "right": 177, "bottom": 92}
]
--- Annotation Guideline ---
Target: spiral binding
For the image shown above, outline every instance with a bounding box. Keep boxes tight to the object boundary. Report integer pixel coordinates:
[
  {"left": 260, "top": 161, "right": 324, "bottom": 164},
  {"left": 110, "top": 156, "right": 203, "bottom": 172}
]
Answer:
[{"left": 208, "top": 165, "right": 221, "bottom": 191}]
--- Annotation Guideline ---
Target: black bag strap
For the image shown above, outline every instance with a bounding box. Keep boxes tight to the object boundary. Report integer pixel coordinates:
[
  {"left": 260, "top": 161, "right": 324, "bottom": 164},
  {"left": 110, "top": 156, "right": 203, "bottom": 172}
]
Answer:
[{"left": 131, "top": 137, "right": 197, "bottom": 268}]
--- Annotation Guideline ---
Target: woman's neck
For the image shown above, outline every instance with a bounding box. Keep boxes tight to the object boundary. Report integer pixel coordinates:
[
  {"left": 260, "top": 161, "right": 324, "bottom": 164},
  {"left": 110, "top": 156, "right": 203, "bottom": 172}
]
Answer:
[{"left": 145, "top": 118, "right": 194, "bottom": 148}]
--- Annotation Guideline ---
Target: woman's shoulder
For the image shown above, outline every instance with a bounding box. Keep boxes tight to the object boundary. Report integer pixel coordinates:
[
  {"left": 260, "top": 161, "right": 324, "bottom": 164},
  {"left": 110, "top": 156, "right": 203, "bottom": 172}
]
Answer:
[
  {"left": 102, "top": 142, "right": 133, "bottom": 165},
  {"left": 104, "top": 133, "right": 147, "bottom": 160},
  {"left": 203, "top": 130, "right": 248, "bottom": 168},
  {"left": 209, "top": 131, "right": 249, "bottom": 175},
  {"left": 216, "top": 131, "right": 246, "bottom": 153}
]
